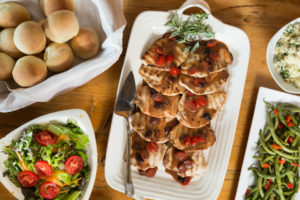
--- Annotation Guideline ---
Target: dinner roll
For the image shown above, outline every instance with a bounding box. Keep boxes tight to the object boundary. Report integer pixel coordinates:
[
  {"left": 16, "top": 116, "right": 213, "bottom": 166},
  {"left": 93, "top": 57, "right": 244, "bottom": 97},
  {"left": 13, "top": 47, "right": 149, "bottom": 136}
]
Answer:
[
  {"left": 14, "top": 21, "right": 46, "bottom": 55},
  {"left": 0, "top": 53, "right": 15, "bottom": 80},
  {"left": 44, "top": 43, "right": 74, "bottom": 72},
  {"left": 12, "top": 56, "right": 47, "bottom": 87},
  {"left": 0, "top": 2, "right": 30, "bottom": 28},
  {"left": 0, "top": 28, "right": 23, "bottom": 58},
  {"left": 44, "top": 10, "right": 79, "bottom": 43},
  {"left": 71, "top": 28, "right": 100, "bottom": 59},
  {"left": 40, "top": 0, "right": 75, "bottom": 16}
]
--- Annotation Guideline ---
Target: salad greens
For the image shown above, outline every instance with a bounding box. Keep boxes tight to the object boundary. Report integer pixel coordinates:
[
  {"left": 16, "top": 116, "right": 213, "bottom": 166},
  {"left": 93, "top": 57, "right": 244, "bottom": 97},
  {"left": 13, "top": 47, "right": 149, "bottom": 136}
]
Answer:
[
  {"left": 3, "top": 119, "right": 90, "bottom": 200},
  {"left": 245, "top": 102, "right": 300, "bottom": 200}
]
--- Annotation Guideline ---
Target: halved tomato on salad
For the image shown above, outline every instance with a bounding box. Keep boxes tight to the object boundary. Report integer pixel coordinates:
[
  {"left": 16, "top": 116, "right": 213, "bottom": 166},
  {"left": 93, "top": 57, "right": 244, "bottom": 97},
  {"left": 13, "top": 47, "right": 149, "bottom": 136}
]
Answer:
[
  {"left": 40, "top": 181, "right": 60, "bottom": 199},
  {"left": 65, "top": 155, "right": 84, "bottom": 175},
  {"left": 35, "top": 130, "right": 57, "bottom": 146},
  {"left": 35, "top": 161, "right": 52, "bottom": 177},
  {"left": 17, "top": 171, "right": 39, "bottom": 187}
]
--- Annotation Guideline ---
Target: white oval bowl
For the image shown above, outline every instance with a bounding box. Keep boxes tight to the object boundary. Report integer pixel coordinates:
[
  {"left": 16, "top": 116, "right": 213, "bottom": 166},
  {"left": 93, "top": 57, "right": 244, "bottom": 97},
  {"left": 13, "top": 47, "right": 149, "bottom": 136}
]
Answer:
[
  {"left": 0, "top": 109, "right": 97, "bottom": 200},
  {"left": 266, "top": 17, "right": 300, "bottom": 94}
]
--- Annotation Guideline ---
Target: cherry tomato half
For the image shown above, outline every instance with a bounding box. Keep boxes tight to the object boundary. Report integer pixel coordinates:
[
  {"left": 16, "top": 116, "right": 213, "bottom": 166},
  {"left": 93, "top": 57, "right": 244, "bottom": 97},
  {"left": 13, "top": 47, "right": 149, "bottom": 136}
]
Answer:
[
  {"left": 207, "top": 40, "right": 218, "bottom": 48},
  {"left": 64, "top": 155, "right": 84, "bottom": 175},
  {"left": 157, "top": 55, "right": 165, "bottom": 66},
  {"left": 166, "top": 54, "right": 174, "bottom": 65},
  {"left": 175, "top": 151, "right": 187, "bottom": 161},
  {"left": 147, "top": 142, "right": 158, "bottom": 153},
  {"left": 35, "top": 161, "right": 52, "bottom": 177},
  {"left": 35, "top": 130, "right": 57, "bottom": 146},
  {"left": 17, "top": 171, "right": 39, "bottom": 187},
  {"left": 170, "top": 67, "right": 179, "bottom": 76},
  {"left": 40, "top": 181, "right": 60, "bottom": 199}
]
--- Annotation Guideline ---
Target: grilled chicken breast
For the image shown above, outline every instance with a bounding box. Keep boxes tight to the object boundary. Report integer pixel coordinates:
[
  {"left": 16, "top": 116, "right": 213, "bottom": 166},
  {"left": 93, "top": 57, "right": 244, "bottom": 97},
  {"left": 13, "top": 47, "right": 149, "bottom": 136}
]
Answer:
[
  {"left": 139, "top": 65, "right": 186, "bottom": 96},
  {"left": 169, "top": 124, "right": 216, "bottom": 151},
  {"left": 177, "top": 91, "right": 226, "bottom": 128},
  {"left": 141, "top": 37, "right": 189, "bottom": 69},
  {"left": 131, "top": 111, "right": 178, "bottom": 143},
  {"left": 181, "top": 40, "right": 233, "bottom": 77},
  {"left": 130, "top": 132, "right": 167, "bottom": 170},
  {"left": 179, "top": 70, "right": 229, "bottom": 95},
  {"left": 163, "top": 146, "right": 206, "bottom": 177},
  {"left": 135, "top": 84, "right": 181, "bottom": 118}
]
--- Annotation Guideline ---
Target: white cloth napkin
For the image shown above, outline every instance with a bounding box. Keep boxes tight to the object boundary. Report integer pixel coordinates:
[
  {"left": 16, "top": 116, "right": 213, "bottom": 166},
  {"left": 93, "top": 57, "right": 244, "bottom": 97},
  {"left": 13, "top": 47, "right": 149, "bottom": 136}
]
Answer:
[{"left": 0, "top": 0, "right": 126, "bottom": 112}]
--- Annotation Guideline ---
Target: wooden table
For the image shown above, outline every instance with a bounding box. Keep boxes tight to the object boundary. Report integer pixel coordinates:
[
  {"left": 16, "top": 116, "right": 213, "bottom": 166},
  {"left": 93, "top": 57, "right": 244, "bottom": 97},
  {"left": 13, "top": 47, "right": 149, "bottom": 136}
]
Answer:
[{"left": 1, "top": 0, "right": 300, "bottom": 199}]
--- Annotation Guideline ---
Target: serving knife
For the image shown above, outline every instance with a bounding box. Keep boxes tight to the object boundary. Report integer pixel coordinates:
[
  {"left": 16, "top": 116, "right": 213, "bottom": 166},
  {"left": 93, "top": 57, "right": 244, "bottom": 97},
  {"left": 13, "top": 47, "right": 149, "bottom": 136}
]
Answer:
[{"left": 114, "top": 71, "right": 136, "bottom": 197}]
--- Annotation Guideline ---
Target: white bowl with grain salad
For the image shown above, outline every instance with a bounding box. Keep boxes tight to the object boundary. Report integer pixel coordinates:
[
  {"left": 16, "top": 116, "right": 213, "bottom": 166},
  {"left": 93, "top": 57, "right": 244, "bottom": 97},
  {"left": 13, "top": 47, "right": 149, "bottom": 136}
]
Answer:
[{"left": 267, "top": 17, "right": 300, "bottom": 94}]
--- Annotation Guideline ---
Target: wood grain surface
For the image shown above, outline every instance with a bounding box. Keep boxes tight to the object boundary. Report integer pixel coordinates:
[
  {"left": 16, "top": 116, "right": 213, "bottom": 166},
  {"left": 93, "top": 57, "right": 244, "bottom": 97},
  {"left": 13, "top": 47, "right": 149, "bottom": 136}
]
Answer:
[{"left": 1, "top": 0, "right": 300, "bottom": 199}]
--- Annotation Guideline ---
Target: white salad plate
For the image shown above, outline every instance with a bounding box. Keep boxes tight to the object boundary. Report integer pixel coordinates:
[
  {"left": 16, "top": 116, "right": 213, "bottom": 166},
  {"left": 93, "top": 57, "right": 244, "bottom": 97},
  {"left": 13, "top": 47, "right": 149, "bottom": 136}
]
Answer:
[
  {"left": 105, "top": 0, "right": 250, "bottom": 199},
  {"left": 266, "top": 17, "right": 300, "bottom": 94},
  {"left": 0, "top": 109, "right": 97, "bottom": 200},
  {"left": 235, "top": 87, "right": 300, "bottom": 199}
]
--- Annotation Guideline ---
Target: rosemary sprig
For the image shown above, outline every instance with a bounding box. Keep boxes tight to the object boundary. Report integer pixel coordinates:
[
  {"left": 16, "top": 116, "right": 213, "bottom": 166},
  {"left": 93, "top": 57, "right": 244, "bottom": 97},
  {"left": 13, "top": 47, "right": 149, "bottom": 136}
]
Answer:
[{"left": 165, "top": 13, "right": 215, "bottom": 52}]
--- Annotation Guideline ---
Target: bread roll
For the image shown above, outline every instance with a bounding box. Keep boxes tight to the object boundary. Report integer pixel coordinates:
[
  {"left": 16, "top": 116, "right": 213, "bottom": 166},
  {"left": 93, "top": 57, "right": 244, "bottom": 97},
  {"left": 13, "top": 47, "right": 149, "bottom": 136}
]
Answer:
[
  {"left": 0, "top": 28, "right": 23, "bottom": 58},
  {"left": 0, "top": 2, "right": 30, "bottom": 28},
  {"left": 40, "top": 0, "right": 75, "bottom": 16},
  {"left": 14, "top": 21, "right": 46, "bottom": 55},
  {"left": 44, "top": 43, "right": 74, "bottom": 72},
  {"left": 12, "top": 56, "right": 47, "bottom": 87},
  {"left": 71, "top": 28, "right": 100, "bottom": 59},
  {"left": 0, "top": 52, "right": 15, "bottom": 80},
  {"left": 44, "top": 10, "right": 79, "bottom": 43}
]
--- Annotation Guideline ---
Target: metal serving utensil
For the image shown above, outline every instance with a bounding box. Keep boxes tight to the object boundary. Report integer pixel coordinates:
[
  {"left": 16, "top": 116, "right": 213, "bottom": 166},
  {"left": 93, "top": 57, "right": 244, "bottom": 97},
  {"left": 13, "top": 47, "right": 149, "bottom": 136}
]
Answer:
[{"left": 114, "top": 71, "right": 136, "bottom": 197}]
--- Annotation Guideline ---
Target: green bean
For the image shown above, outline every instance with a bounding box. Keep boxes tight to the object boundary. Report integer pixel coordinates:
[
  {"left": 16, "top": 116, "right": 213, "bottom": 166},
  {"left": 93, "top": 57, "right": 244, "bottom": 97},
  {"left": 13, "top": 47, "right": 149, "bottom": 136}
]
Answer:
[
  {"left": 263, "top": 184, "right": 275, "bottom": 200},
  {"left": 258, "top": 176, "right": 264, "bottom": 198},
  {"left": 267, "top": 144, "right": 299, "bottom": 160},
  {"left": 251, "top": 190, "right": 259, "bottom": 200},
  {"left": 269, "top": 193, "right": 275, "bottom": 200},
  {"left": 275, "top": 155, "right": 285, "bottom": 200},
  {"left": 262, "top": 155, "right": 275, "bottom": 164},
  {"left": 291, "top": 136, "right": 299, "bottom": 148},
  {"left": 259, "top": 130, "right": 275, "bottom": 155},
  {"left": 269, "top": 127, "right": 298, "bottom": 153}
]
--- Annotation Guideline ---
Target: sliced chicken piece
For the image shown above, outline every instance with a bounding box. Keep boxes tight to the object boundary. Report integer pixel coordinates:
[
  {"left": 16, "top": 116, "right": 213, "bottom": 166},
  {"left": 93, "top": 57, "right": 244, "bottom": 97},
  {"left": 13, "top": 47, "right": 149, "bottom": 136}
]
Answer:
[
  {"left": 169, "top": 124, "right": 216, "bottom": 151},
  {"left": 135, "top": 84, "right": 181, "bottom": 118},
  {"left": 130, "top": 132, "right": 167, "bottom": 171},
  {"left": 181, "top": 40, "right": 233, "bottom": 77},
  {"left": 177, "top": 91, "right": 226, "bottom": 128},
  {"left": 139, "top": 65, "right": 186, "bottom": 96},
  {"left": 163, "top": 146, "right": 206, "bottom": 177},
  {"left": 179, "top": 70, "right": 229, "bottom": 95},
  {"left": 131, "top": 111, "right": 178, "bottom": 143},
  {"left": 141, "top": 37, "right": 189, "bottom": 69}
]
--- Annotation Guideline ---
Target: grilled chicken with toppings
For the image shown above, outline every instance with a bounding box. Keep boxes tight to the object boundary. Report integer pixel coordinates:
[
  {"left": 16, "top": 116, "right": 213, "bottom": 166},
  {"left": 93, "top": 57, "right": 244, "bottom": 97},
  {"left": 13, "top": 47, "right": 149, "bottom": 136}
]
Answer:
[
  {"left": 135, "top": 84, "right": 181, "bottom": 118},
  {"left": 131, "top": 111, "right": 178, "bottom": 143},
  {"left": 177, "top": 91, "right": 226, "bottom": 128},
  {"left": 163, "top": 146, "right": 206, "bottom": 178},
  {"left": 179, "top": 70, "right": 229, "bottom": 95},
  {"left": 181, "top": 40, "right": 232, "bottom": 77},
  {"left": 139, "top": 65, "right": 186, "bottom": 96},
  {"left": 169, "top": 124, "right": 216, "bottom": 151},
  {"left": 130, "top": 132, "right": 167, "bottom": 171},
  {"left": 141, "top": 36, "right": 189, "bottom": 69}
]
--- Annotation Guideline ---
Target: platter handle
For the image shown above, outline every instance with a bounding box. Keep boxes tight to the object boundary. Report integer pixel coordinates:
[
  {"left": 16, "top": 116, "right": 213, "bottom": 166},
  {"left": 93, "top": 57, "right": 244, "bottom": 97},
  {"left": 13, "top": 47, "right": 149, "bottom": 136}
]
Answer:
[{"left": 178, "top": 0, "right": 211, "bottom": 14}]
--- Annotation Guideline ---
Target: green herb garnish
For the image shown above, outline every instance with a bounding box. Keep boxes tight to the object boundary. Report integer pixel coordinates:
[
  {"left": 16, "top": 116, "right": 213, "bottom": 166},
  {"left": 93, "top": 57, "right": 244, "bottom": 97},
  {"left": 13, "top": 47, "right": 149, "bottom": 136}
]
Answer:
[
  {"left": 166, "top": 13, "right": 215, "bottom": 52},
  {"left": 276, "top": 42, "right": 281, "bottom": 47},
  {"left": 280, "top": 67, "right": 290, "bottom": 79}
]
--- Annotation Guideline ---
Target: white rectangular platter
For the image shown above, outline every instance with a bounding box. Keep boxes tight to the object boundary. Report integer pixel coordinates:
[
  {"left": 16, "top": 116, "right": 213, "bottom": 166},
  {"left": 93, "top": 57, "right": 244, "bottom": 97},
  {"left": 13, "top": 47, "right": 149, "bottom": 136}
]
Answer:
[
  {"left": 235, "top": 87, "right": 300, "bottom": 199},
  {"left": 105, "top": 5, "right": 250, "bottom": 200}
]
